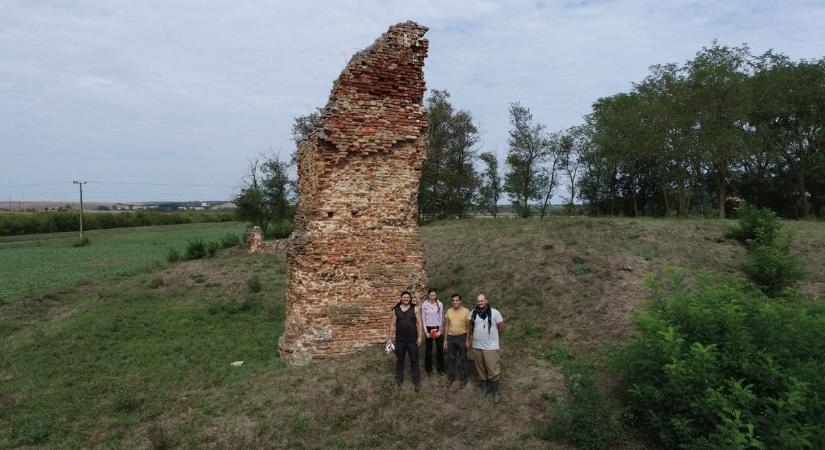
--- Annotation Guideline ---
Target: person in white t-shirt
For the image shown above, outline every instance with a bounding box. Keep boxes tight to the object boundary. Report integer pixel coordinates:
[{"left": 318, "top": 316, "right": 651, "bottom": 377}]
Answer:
[{"left": 466, "top": 293, "right": 505, "bottom": 403}]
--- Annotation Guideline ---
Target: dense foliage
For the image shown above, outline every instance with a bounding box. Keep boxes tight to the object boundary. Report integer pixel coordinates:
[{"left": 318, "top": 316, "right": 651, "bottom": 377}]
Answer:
[
  {"left": 613, "top": 271, "right": 825, "bottom": 449},
  {"left": 0, "top": 211, "right": 234, "bottom": 237},
  {"left": 539, "top": 346, "right": 628, "bottom": 450},
  {"left": 728, "top": 202, "right": 783, "bottom": 247},
  {"left": 580, "top": 45, "right": 825, "bottom": 218},
  {"left": 418, "top": 90, "right": 482, "bottom": 220},
  {"left": 234, "top": 156, "right": 295, "bottom": 232}
]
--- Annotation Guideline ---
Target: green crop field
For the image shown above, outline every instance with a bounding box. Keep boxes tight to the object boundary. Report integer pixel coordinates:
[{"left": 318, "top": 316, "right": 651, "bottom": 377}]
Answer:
[{"left": 0, "top": 222, "right": 247, "bottom": 301}]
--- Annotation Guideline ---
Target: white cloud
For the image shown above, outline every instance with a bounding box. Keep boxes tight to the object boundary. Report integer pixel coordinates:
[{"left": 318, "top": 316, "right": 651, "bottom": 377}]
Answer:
[{"left": 1, "top": 0, "right": 824, "bottom": 201}]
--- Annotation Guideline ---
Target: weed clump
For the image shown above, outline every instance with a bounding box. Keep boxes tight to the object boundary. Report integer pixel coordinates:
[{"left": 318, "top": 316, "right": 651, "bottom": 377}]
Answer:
[
  {"left": 184, "top": 239, "right": 207, "bottom": 260},
  {"left": 220, "top": 233, "right": 241, "bottom": 248},
  {"left": 539, "top": 347, "right": 628, "bottom": 450},
  {"left": 728, "top": 202, "right": 781, "bottom": 247},
  {"left": 147, "top": 277, "right": 164, "bottom": 289},
  {"left": 742, "top": 243, "right": 805, "bottom": 297},
  {"left": 205, "top": 240, "right": 220, "bottom": 257},
  {"left": 247, "top": 274, "right": 263, "bottom": 293},
  {"left": 725, "top": 204, "right": 805, "bottom": 297},
  {"left": 166, "top": 248, "right": 181, "bottom": 263},
  {"left": 612, "top": 271, "right": 825, "bottom": 449},
  {"left": 72, "top": 236, "right": 91, "bottom": 247},
  {"left": 265, "top": 220, "right": 293, "bottom": 239}
]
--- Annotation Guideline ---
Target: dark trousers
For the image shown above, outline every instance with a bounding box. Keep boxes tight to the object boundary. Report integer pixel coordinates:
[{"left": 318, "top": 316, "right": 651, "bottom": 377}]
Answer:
[
  {"left": 447, "top": 334, "right": 469, "bottom": 380},
  {"left": 424, "top": 326, "right": 445, "bottom": 374},
  {"left": 395, "top": 341, "right": 420, "bottom": 384}
]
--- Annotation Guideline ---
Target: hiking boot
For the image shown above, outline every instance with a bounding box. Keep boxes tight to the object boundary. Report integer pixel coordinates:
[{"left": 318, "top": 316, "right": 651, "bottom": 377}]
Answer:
[
  {"left": 478, "top": 381, "right": 489, "bottom": 400},
  {"left": 414, "top": 382, "right": 421, "bottom": 392},
  {"left": 492, "top": 381, "right": 502, "bottom": 404},
  {"left": 445, "top": 377, "right": 454, "bottom": 388},
  {"left": 458, "top": 378, "right": 467, "bottom": 389}
]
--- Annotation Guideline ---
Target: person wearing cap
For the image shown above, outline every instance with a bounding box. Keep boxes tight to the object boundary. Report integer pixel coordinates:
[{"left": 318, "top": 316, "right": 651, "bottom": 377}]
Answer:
[
  {"left": 442, "top": 293, "right": 471, "bottom": 388},
  {"left": 466, "top": 293, "right": 505, "bottom": 403},
  {"left": 387, "top": 291, "right": 423, "bottom": 391}
]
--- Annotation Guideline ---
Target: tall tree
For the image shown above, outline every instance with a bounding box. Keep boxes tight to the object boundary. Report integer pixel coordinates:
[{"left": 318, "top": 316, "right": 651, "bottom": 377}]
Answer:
[
  {"left": 559, "top": 126, "right": 588, "bottom": 214},
  {"left": 687, "top": 42, "right": 752, "bottom": 218},
  {"left": 235, "top": 156, "right": 268, "bottom": 230},
  {"left": 419, "top": 90, "right": 481, "bottom": 219},
  {"left": 477, "top": 151, "right": 501, "bottom": 217},
  {"left": 537, "top": 132, "right": 564, "bottom": 218},
  {"left": 503, "top": 102, "right": 549, "bottom": 217},
  {"left": 235, "top": 155, "right": 294, "bottom": 233}
]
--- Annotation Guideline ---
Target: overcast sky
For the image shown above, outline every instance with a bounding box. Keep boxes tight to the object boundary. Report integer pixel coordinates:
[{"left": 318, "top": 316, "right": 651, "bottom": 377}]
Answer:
[{"left": 2, "top": 0, "right": 824, "bottom": 203}]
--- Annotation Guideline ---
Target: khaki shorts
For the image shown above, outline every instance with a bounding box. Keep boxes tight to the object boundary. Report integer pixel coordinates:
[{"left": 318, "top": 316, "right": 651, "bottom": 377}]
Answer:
[{"left": 471, "top": 348, "right": 501, "bottom": 381}]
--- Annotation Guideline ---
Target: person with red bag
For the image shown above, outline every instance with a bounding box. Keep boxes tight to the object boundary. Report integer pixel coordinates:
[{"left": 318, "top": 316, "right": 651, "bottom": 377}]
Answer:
[{"left": 420, "top": 288, "right": 446, "bottom": 376}]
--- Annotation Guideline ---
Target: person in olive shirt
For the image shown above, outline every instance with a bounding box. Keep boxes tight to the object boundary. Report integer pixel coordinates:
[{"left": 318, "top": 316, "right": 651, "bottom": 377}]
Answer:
[
  {"left": 442, "top": 293, "right": 471, "bottom": 388},
  {"left": 387, "top": 291, "right": 423, "bottom": 391}
]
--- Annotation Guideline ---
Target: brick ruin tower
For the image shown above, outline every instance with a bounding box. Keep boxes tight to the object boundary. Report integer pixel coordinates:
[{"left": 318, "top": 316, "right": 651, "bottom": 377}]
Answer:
[{"left": 278, "top": 22, "right": 429, "bottom": 363}]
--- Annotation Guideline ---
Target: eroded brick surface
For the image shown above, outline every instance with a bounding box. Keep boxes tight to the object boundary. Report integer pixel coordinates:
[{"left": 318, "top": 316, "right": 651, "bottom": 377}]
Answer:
[{"left": 278, "top": 22, "right": 429, "bottom": 363}]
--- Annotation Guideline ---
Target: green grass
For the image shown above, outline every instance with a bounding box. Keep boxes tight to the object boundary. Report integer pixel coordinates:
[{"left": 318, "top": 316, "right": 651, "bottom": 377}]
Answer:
[
  {"left": 0, "top": 248, "right": 285, "bottom": 448},
  {"left": 0, "top": 222, "right": 246, "bottom": 301},
  {"left": 1, "top": 217, "right": 822, "bottom": 448}
]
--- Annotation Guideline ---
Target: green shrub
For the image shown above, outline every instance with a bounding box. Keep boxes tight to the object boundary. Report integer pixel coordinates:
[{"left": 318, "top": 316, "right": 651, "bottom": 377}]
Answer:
[
  {"left": 166, "top": 248, "right": 181, "bottom": 263},
  {"left": 728, "top": 202, "right": 782, "bottom": 247},
  {"left": 72, "top": 236, "right": 91, "bottom": 247},
  {"left": 147, "top": 277, "right": 164, "bottom": 289},
  {"left": 0, "top": 211, "right": 235, "bottom": 237},
  {"left": 540, "top": 354, "right": 628, "bottom": 450},
  {"left": 265, "top": 220, "right": 293, "bottom": 239},
  {"left": 247, "top": 275, "right": 263, "bottom": 293},
  {"left": 220, "top": 233, "right": 241, "bottom": 248},
  {"left": 742, "top": 244, "right": 805, "bottom": 297},
  {"left": 536, "top": 343, "right": 573, "bottom": 364},
  {"left": 612, "top": 270, "right": 825, "bottom": 449},
  {"left": 205, "top": 240, "right": 221, "bottom": 257},
  {"left": 571, "top": 264, "right": 591, "bottom": 275},
  {"left": 184, "top": 239, "right": 207, "bottom": 260}
]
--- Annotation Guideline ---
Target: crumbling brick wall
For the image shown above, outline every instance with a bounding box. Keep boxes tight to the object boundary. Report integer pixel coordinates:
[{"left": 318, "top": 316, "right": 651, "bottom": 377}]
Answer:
[{"left": 278, "top": 22, "right": 429, "bottom": 363}]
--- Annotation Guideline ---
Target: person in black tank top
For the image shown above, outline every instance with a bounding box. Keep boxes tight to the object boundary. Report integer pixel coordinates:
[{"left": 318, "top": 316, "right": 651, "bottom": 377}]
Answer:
[{"left": 387, "top": 291, "right": 422, "bottom": 390}]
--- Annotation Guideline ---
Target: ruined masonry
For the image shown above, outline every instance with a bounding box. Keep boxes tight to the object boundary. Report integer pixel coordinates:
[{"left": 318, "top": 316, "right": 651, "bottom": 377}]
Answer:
[{"left": 278, "top": 22, "right": 429, "bottom": 363}]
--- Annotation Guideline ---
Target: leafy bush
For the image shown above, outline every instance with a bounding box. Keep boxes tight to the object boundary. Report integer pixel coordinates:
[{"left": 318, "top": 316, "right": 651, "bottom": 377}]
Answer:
[
  {"left": 612, "top": 270, "right": 825, "bottom": 450},
  {"left": 742, "top": 244, "right": 805, "bottom": 297},
  {"left": 247, "top": 275, "right": 263, "bottom": 293},
  {"left": 728, "top": 202, "right": 782, "bottom": 247},
  {"left": 72, "top": 236, "right": 91, "bottom": 247},
  {"left": 540, "top": 351, "right": 628, "bottom": 450},
  {"left": 205, "top": 240, "right": 221, "bottom": 257},
  {"left": 220, "top": 233, "right": 241, "bottom": 248},
  {"left": 166, "top": 248, "right": 181, "bottom": 263},
  {"left": 265, "top": 220, "right": 293, "bottom": 239},
  {"left": 184, "top": 239, "right": 207, "bottom": 260}
]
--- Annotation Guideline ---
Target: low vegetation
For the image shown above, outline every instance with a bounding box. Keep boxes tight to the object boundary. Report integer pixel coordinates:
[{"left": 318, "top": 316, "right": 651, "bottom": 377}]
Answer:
[
  {"left": 613, "top": 271, "right": 825, "bottom": 449},
  {"left": 1, "top": 217, "right": 823, "bottom": 448},
  {"left": 0, "top": 211, "right": 235, "bottom": 237},
  {"left": 0, "top": 222, "right": 246, "bottom": 300}
]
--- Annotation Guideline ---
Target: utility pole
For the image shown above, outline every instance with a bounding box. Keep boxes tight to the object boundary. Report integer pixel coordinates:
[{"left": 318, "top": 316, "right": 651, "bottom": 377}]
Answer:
[{"left": 73, "top": 181, "right": 87, "bottom": 239}]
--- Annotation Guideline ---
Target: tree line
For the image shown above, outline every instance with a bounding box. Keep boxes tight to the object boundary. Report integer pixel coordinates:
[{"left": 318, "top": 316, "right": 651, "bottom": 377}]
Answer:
[
  {"left": 581, "top": 43, "right": 825, "bottom": 219},
  {"left": 237, "top": 41, "right": 825, "bottom": 226}
]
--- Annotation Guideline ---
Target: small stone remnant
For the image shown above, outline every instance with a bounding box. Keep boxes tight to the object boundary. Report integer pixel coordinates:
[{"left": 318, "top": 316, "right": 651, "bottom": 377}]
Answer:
[
  {"left": 246, "top": 226, "right": 264, "bottom": 253},
  {"left": 278, "top": 22, "right": 429, "bottom": 363},
  {"left": 246, "top": 226, "right": 291, "bottom": 254}
]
